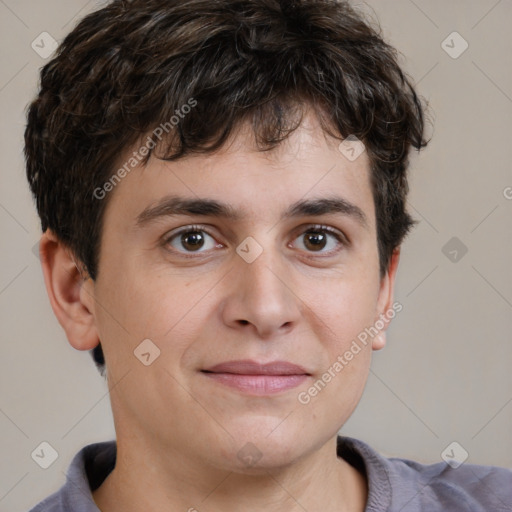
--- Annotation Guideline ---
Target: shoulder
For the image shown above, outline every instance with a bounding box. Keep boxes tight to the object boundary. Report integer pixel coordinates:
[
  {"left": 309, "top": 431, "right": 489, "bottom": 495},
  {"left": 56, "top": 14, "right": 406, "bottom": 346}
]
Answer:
[
  {"left": 27, "top": 490, "right": 66, "bottom": 512},
  {"left": 338, "top": 436, "right": 512, "bottom": 511},
  {"left": 27, "top": 441, "right": 116, "bottom": 512},
  {"left": 388, "top": 453, "right": 512, "bottom": 511}
]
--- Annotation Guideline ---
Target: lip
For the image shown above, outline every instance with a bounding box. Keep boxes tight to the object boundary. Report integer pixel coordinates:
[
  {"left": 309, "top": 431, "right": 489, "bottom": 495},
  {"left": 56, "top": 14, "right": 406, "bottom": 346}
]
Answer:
[
  {"left": 201, "top": 360, "right": 311, "bottom": 395},
  {"left": 204, "top": 360, "right": 310, "bottom": 375}
]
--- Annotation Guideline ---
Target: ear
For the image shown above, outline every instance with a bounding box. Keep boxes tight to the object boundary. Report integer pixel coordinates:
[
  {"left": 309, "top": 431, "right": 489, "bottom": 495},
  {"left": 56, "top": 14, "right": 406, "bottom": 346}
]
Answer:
[
  {"left": 38, "top": 229, "right": 100, "bottom": 351},
  {"left": 372, "top": 247, "right": 401, "bottom": 351}
]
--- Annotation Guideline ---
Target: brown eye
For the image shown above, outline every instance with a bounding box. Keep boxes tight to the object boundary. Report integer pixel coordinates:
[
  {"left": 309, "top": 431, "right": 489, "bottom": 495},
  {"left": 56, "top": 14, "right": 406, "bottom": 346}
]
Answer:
[
  {"left": 164, "top": 225, "right": 220, "bottom": 255},
  {"left": 180, "top": 231, "right": 206, "bottom": 251},
  {"left": 303, "top": 231, "right": 328, "bottom": 251},
  {"left": 293, "top": 226, "right": 345, "bottom": 255}
]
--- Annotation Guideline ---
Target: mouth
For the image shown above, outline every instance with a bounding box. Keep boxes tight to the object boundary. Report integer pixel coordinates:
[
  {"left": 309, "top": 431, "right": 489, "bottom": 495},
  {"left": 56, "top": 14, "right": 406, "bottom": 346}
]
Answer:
[{"left": 201, "top": 360, "right": 311, "bottom": 395}]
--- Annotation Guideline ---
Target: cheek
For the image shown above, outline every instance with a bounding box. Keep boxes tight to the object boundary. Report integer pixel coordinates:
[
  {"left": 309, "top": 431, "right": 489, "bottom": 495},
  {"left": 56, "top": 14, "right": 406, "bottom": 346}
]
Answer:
[
  {"left": 299, "top": 290, "right": 375, "bottom": 426},
  {"left": 94, "top": 260, "right": 210, "bottom": 369},
  {"left": 307, "top": 271, "right": 380, "bottom": 348}
]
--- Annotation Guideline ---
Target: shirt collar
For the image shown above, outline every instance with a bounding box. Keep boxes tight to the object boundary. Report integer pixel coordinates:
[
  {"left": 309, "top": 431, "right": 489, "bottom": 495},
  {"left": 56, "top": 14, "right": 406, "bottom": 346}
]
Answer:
[{"left": 56, "top": 436, "right": 392, "bottom": 511}]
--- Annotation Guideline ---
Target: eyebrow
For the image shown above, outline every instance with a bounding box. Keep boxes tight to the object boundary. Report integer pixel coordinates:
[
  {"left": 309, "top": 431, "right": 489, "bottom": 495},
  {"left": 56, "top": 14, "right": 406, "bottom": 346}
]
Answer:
[{"left": 135, "top": 195, "right": 369, "bottom": 229}]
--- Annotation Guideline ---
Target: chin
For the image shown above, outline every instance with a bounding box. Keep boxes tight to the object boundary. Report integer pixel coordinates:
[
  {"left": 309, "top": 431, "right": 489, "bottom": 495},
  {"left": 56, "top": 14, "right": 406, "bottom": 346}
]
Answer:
[{"left": 213, "top": 419, "right": 309, "bottom": 470}]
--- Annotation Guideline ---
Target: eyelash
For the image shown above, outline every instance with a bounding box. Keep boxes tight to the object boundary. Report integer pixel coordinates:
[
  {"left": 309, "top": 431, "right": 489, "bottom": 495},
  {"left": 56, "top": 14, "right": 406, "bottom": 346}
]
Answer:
[{"left": 161, "top": 223, "right": 347, "bottom": 259}]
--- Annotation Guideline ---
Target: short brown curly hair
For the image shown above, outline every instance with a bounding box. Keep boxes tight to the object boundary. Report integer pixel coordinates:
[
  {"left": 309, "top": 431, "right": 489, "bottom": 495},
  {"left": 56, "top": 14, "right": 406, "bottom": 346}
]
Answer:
[{"left": 25, "top": 0, "right": 429, "bottom": 376}]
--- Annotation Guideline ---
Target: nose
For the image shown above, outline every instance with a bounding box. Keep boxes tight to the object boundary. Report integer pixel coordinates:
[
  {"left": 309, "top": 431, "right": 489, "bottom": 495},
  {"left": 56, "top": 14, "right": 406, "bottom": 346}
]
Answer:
[{"left": 220, "top": 242, "right": 302, "bottom": 339}]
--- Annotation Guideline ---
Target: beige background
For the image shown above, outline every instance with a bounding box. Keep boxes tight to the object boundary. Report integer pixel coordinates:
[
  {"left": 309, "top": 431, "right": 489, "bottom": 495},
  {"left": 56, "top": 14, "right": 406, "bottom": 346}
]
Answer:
[{"left": 0, "top": 0, "right": 511, "bottom": 510}]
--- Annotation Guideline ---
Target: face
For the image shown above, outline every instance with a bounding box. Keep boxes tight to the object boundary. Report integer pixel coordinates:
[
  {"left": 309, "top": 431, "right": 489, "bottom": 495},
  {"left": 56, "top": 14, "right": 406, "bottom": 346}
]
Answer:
[{"left": 83, "top": 111, "right": 396, "bottom": 471}]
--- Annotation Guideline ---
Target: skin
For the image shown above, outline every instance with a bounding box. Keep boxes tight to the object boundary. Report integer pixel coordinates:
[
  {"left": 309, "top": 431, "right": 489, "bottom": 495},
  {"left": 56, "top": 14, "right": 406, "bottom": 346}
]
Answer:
[{"left": 40, "top": 110, "right": 400, "bottom": 512}]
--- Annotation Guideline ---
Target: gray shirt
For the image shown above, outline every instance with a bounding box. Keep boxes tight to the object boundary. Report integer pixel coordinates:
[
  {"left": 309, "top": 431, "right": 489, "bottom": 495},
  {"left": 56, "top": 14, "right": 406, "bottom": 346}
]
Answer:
[{"left": 28, "top": 437, "right": 512, "bottom": 511}]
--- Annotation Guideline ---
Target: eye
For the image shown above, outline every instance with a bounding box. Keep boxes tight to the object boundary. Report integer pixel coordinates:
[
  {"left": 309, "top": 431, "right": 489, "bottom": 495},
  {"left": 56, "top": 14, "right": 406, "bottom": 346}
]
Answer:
[
  {"left": 163, "top": 225, "right": 221, "bottom": 255},
  {"left": 291, "top": 225, "right": 346, "bottom": 255},
  {"left": 162, "top": 223, "right": 347, "bottom": 258}
]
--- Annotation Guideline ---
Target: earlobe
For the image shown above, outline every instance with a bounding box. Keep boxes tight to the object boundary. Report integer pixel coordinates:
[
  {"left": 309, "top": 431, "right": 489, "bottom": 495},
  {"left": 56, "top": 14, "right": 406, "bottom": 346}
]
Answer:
[
  {"left": 39, "top": 229, "right": 100, "bottom": 351},
  {"left": 372, "top": 331, "right": 386, "bottom": 350}
]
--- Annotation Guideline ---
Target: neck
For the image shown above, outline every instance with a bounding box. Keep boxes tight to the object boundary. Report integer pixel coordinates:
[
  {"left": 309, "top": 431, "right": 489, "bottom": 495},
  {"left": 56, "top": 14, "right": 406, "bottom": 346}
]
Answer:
[{"left": 92, "top": 435, "right": 367, "bottom": 512}]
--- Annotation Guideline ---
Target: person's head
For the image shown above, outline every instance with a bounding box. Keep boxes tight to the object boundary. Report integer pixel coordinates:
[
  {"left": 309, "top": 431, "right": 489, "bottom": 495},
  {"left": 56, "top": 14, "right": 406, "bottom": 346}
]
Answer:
[{"left": 25, "top": 0, "right": 427, "bottom": 471}]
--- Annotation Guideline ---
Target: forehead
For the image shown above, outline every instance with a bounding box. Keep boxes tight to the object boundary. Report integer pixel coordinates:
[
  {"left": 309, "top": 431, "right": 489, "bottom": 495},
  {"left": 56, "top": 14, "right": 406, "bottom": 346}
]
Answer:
[{"left": 103, "top": 112, "right": 375, "bottom": 231}]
